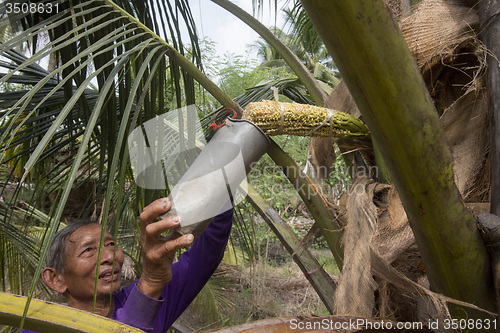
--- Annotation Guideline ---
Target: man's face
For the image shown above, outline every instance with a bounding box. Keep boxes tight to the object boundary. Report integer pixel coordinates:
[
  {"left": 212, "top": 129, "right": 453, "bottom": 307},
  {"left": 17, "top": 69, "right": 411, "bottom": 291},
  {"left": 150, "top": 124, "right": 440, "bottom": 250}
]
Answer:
[{"left": 62, "top": 224, "right": 124, "bottom": 302}]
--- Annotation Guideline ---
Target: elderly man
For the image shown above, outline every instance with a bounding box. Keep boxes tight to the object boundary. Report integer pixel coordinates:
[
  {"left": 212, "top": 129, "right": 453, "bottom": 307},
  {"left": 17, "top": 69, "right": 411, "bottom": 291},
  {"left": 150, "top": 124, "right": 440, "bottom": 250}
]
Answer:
[{"left": 25, "top": 197, "right": 233, "bottom": 332}]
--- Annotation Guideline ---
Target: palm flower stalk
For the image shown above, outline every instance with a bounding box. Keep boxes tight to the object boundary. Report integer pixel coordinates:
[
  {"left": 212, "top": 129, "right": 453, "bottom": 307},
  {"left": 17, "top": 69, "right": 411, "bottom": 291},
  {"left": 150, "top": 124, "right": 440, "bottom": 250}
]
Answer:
[{"left": 243, "top": 100, "right": 370, "bottom": 138}]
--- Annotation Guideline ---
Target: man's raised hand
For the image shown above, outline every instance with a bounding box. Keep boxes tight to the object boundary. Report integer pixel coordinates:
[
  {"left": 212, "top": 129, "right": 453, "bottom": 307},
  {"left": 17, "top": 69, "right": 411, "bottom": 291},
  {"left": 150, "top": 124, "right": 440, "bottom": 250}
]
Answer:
[{"left": 137, "top": 198, "right": 194, "bottom": 299}]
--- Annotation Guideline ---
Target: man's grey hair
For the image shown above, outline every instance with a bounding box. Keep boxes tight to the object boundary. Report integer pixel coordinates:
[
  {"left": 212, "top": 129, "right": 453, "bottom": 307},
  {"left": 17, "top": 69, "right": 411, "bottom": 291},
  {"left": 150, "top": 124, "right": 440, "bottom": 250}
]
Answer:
[{"left": 45, "top": 220, "right": 98, "bottom": 274}]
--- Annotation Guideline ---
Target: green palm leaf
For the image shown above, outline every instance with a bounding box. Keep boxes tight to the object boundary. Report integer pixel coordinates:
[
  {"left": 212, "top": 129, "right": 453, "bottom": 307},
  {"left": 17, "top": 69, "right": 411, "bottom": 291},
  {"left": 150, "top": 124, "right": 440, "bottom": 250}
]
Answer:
[{"left": 0, "top": 0, "right": 232, "bottom": 329}]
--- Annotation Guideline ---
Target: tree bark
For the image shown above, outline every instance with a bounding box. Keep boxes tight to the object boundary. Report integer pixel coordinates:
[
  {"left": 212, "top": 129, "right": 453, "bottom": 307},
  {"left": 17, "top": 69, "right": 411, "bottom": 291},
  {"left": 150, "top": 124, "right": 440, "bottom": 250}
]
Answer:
[
  {"left": 479, "top": 0, "right": 500, "bottom": 215},
  {"left": 301, "top": 0, "right": 496, "bottom": 314},
  {"left": 479, "top": 0, "right": 500, "bottom": 318}
]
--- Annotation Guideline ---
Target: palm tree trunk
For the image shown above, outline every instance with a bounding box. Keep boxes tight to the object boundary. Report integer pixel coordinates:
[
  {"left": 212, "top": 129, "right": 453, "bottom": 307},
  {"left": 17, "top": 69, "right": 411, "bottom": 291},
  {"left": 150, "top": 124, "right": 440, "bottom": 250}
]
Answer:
[
  {"left": 479, "top": 0, "right": 500, "bottom": 216},
  {"left": 479, "top": 0, "right": 500, "bottom": 317},
  {"left": 301, "top": 0, "right": 496, "bottom": 315}
]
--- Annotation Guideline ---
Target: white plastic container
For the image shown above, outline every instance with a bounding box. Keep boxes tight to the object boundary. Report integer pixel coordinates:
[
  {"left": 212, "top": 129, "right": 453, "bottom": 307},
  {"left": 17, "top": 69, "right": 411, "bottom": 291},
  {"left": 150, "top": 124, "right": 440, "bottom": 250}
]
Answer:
[{"left": 161, "top": 118, "right": 270, "bottom": 237}]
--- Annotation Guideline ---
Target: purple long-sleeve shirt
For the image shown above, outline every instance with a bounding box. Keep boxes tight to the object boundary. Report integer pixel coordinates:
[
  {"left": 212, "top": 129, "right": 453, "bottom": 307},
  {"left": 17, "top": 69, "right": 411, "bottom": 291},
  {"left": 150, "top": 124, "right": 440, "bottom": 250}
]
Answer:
[{"left": 23, "top": 209, "right": 233, "bottom": 333}]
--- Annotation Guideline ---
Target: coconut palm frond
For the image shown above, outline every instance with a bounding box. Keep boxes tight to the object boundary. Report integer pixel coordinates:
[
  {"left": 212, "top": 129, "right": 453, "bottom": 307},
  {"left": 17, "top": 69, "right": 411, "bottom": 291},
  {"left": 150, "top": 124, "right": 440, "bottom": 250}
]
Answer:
[
  {"left": 236, "top": 77, "right": 316, "bottom": 107},
  {"left": 0, "top": 0, "right": 212, "bottom": 304},
  {"left": 191, "top": 265, "right": 237, "bottom": 326},
  {"left": 0, "top": 201, "right": 50, "bottom": 295}
]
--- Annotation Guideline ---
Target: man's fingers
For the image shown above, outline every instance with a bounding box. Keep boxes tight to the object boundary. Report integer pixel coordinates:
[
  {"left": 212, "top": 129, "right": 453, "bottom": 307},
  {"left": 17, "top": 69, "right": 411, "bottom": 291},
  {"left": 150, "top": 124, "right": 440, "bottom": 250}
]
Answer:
[
  {"left": 148, "top": 234, "right": 194, "bottom": 261},
  {"left": 164, "top": 234, "right": 194, "bottom": 253},
  {"left": 145, "top": 216, "right": 181, "bottom": 238},
  {"left": 140, "top": 198, "right": 171, "bottom": 231}
]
